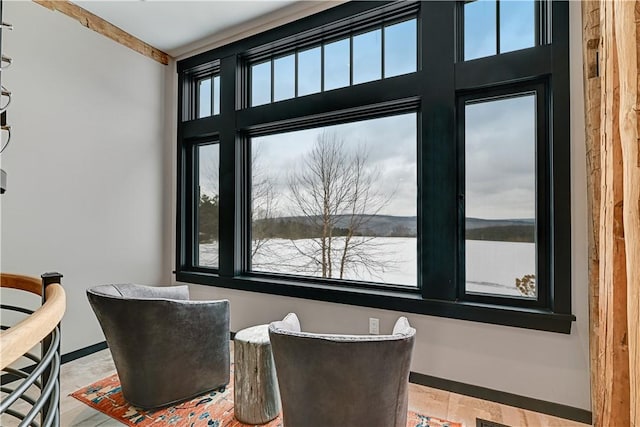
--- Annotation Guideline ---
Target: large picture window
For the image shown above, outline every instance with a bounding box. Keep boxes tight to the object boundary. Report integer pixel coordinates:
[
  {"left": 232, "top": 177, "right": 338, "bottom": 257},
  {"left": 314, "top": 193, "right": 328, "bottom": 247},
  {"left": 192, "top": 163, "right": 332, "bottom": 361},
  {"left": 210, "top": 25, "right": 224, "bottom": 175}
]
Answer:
[
  {"left": 177, "top": 1, "right": 573, "bottom": 333},
  {"left": 250, "top": 114, "right": 417, "bottom": 287}
]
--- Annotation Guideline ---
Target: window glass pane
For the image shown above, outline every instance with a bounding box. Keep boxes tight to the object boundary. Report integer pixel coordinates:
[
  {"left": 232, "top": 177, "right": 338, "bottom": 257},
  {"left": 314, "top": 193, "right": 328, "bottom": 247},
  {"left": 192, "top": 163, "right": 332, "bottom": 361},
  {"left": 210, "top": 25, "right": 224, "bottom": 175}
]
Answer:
[
  {"left": 251, "top": 113, "right": 417, "bottom": 287},
  {"left": 198, "top": 78, "right": 211, "bottom": 118},
  {"left": 500, "top": 0, "right": 535, "bottom": 53},
  {"left": 464, "top": 0, "right": 497, "bottom": 60},
  {"left": 274, "top": 54, "right": 296, "bottom": 102},
  {"left": 465, "top": 94, "right": 536, "bottom": 298},
  {"left": 251, "top": 61, "right": 271, "bottom": 107},
  {"left": 197, "top": 144, "right": 220, "bottom": 268},
  {"left": 213, "top": 75, "right": 220, "bottom": 115},
  {"left": 353, "top": 29, "right": 381, "bottom": 84},
  {"left": 323, "top": 38, "right": 350, "bottom": 91},
  {"left": 297, "top": 47, "right": 321, "bottom": 96},
  {"left": 384, "top": 19, "right": 417, "bottom": 78}
]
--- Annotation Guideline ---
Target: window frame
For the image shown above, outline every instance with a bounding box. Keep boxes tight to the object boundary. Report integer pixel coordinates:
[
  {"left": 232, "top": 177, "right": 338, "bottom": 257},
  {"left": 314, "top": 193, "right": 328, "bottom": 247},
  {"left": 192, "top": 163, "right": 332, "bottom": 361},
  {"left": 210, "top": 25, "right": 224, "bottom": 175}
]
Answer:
[
  {"left": 176, "top": 0, "right": 574, "bottom": 333},
  {"left": 245, "top": 109, "right": 421, "bottom": 291},
  {"left": 456, "top": 81, "right": 549, "bottom": 309},
  {"left": 194, "top": 141, "right": 221, "bottom": 270}
]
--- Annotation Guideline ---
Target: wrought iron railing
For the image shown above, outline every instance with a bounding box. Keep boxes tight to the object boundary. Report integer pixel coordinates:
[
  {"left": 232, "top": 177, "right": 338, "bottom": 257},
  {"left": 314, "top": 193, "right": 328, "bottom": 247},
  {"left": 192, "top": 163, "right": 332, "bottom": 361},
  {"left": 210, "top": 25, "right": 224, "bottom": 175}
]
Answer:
[{"left": 0, "top": 273, "right": 66, "bottom": 427}]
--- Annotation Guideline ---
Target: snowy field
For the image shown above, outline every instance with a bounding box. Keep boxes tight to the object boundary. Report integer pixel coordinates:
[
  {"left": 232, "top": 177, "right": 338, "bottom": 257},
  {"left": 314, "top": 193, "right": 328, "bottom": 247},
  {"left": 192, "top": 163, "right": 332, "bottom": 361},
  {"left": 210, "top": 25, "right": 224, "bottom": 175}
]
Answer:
[
  {"left": 199, "top": 237, "right": 535, "bottom": 297},
  {"left": 465, "top": 240, "right": 535, "bottom": 297}
]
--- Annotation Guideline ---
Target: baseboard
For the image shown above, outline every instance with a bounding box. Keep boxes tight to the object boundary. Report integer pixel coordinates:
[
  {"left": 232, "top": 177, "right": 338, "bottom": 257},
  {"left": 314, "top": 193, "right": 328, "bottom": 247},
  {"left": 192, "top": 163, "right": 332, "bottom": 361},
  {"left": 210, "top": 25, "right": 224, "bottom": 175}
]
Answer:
[
  {"left": 1, "top": 341, "right": 109, "bottom": 385},
  {"left": 62, "top": 335, "right": 235, "bottom": 362},
  {"left": 409, "top": 372, "right": 592, "bottom": 425},
  {"left": 61, "top": 341, "right": 108, "bottom": 364}
]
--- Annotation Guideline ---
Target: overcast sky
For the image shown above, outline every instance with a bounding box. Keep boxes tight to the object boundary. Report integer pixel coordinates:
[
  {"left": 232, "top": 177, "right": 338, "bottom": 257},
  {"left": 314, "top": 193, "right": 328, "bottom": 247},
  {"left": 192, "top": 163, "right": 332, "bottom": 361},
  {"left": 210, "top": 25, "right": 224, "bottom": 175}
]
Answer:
[
  {"left": 200, "top": 2, "right": 537, "bottom": 220},
  {"left": 253, "top": 113, "right": 417, "bottom": 217},
  {"left": 465, "top": 0, "right": 534, "bottom": 60},
  {"left": 465, "top": 94, "right": 536, "bottom": 220}
]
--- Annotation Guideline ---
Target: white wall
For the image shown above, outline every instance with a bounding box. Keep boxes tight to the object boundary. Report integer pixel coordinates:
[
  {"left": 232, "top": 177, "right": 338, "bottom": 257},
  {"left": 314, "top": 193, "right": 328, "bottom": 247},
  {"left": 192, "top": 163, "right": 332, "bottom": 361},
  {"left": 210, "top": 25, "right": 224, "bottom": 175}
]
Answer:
[
  {"left": 173, "top": 1, "right": 591, "bottom": 411},
  {"left": 0, "top": 1, "right": 170, "bottom": 353}
]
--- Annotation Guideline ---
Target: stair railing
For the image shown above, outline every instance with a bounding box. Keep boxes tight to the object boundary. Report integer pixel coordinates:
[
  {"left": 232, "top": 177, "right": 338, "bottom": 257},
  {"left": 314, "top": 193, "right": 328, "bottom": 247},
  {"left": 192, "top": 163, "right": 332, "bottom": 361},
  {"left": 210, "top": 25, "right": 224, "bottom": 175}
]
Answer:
[{"left": 0, "top": 273, "right": 66, "bottom": 427}]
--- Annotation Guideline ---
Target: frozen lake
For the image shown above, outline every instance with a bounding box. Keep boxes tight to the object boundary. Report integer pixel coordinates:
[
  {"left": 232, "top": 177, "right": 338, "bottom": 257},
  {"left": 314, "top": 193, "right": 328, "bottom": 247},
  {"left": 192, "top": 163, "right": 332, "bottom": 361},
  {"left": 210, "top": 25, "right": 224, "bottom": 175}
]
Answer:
[{"left": 199, "top": 237, "right": 535, "bottom": 298}]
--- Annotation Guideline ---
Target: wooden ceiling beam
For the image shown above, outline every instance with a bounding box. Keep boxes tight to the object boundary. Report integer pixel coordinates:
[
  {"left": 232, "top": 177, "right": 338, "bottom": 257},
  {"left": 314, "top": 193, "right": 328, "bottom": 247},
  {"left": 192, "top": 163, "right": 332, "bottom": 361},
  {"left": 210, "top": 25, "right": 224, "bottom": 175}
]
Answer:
[{"left": 33, "top": 0, "right": 170, "bottom": 65}]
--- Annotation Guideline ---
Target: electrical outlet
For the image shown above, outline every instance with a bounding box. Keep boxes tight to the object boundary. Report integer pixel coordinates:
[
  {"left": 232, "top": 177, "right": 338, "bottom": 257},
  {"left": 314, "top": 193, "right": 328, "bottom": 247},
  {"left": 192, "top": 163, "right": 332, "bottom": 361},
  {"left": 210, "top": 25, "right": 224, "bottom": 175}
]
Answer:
[{"left": 369, "top": 317, "right": 379, "bottom": 335}]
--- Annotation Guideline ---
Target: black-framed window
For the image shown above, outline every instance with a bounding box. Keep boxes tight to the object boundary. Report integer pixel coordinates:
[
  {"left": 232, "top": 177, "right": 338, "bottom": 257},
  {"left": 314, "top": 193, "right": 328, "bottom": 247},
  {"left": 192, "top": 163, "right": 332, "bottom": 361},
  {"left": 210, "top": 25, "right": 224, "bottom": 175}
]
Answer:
[
  {"left": 249, "top": 112, "right": 418, "bottom": 288},
  {"left": 195, "top": 142, "right": 220, "bottom": 269},
  {"left": 176, "top": 0, "right": 574, "bottom": 333},
  {"left": 458, "top": 82, "right": 548, "bottom": 309},
  {"left": 248, "top": 16, "right": 417, "bottom": 107},
  {"left": 197, "top": 75, "right": 220, "bottom": 118}
]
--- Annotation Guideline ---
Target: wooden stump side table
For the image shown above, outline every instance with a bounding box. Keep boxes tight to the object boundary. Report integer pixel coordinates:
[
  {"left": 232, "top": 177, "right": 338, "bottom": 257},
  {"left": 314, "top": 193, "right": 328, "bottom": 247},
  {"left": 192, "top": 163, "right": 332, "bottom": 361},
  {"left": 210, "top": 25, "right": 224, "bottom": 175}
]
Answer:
[{"left": 234, "top": 324, "right": 281, "bottom": 424}]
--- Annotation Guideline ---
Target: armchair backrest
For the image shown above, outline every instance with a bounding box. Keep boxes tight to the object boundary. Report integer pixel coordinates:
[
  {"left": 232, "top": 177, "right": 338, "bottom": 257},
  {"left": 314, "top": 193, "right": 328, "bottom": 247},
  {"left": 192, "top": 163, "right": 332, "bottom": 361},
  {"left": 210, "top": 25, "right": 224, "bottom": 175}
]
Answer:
[
  {"left": 269, "top": 313, "right": 415, "bottom": 427},
  {"left": 86, "top": 283, "right": 230, "bottom": 408}
]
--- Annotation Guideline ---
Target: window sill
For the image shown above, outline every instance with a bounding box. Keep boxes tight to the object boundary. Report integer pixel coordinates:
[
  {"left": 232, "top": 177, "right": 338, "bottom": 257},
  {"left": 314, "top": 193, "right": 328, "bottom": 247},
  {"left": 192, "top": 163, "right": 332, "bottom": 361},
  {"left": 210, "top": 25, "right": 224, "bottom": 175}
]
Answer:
[{"left": 176, "top": 271, "right": 576, "bottom": 334}]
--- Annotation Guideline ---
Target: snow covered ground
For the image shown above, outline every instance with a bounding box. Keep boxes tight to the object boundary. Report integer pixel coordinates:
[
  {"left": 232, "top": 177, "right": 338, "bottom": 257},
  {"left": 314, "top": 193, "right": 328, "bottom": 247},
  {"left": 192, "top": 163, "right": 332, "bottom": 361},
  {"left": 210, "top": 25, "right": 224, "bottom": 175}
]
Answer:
[{"left": 199, "top": 237, "right": 535, "bottom": 298}]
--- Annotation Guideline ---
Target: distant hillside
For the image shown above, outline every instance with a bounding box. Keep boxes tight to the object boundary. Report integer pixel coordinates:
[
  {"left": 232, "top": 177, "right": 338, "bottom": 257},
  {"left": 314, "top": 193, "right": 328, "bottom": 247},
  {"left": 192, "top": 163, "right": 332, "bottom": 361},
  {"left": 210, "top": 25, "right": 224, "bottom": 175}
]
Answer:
[
  {"left": 253, "top": 215, "right": 534, "bottom": 242},
  {"left": 253, "top": 214, "right": 417, "bottom": 239},
  {"left": 332, "top": 214, "right": 417, "bottom": 237},
  {"left": 465, "top": 217, "right": 535, "bottom": 229},
  {"left": 465, "top": 218, "right": 535, "bottom": 243}
]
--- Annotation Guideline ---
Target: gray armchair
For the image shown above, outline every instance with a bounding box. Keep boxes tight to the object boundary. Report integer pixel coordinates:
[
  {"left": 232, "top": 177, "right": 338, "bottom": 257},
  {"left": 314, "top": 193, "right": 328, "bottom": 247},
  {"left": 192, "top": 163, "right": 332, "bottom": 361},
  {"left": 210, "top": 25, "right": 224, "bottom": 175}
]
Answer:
[
  {"left": 87, "top": 283, "right": 230, "bottom": 408},
  {"left": 268, "top": 313, "right": 416, "bottom": 427}
]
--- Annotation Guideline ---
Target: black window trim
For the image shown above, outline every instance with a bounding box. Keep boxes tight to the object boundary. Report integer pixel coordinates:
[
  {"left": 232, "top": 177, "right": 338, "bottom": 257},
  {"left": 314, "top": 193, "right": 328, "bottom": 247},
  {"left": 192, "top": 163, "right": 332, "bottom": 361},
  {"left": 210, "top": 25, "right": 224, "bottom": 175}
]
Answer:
[
  {"left": 456, "top": 81, "right": 550, "bottom": 310},
  {"left": 244, "top": 106, "right": 420, "bottom": 294},
  {"left": 176, "top": 0, "right": 575, "bottom": 334}
]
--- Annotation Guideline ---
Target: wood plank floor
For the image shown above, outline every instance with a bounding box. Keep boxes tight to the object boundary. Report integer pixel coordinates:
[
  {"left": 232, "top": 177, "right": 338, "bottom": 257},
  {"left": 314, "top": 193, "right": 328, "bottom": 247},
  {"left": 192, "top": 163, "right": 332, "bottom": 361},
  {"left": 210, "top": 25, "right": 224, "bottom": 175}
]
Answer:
[{"left": 2, "top": 347, "right": 590, "bottom": 426}]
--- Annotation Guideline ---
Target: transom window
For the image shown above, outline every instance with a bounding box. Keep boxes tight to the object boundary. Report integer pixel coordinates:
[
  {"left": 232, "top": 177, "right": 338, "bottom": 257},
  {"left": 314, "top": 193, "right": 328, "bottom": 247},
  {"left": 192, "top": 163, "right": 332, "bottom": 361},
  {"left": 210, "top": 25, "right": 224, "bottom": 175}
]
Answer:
[
  {"left": 197, "top": 75, "right": 220, "bottom": 118},
  {"left": 463, "top": 0, "right": 537, "bottom": 60},
  {"left": 249, "top": 18, "right": 417, "bottom": 106},
  {"left": 177, "top": 1, "right": 573, "bottom": 333}
]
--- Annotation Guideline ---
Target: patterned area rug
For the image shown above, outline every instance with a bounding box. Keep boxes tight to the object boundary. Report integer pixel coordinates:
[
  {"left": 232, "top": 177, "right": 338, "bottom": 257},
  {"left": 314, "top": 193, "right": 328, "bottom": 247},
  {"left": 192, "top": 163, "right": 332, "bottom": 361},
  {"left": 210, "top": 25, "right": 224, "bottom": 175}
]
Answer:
[{"left": 71, "top": 371, "right": 462, "bottom": 427}]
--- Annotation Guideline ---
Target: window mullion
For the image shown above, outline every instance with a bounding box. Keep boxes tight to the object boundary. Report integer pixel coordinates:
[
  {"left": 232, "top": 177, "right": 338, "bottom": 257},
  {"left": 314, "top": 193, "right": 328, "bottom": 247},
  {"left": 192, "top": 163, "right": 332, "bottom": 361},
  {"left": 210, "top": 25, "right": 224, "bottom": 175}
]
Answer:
[
  {"left": 381, "top": 25, "right": 385, "bottom": 78},
  {"left": 496, "top": 0, "right": 501, "bottom": 54},
  {"left": 419, "top": 1, "right": 457, "bottom": 301},
  {"left": 349, "top": 34, "right": 353, "bottom": 86},
  {"left": 218, "top": 55, "right": 242, "bottom": 278},
  {"left": 321, "top": 44, "right": 325, "bottom": 92}
]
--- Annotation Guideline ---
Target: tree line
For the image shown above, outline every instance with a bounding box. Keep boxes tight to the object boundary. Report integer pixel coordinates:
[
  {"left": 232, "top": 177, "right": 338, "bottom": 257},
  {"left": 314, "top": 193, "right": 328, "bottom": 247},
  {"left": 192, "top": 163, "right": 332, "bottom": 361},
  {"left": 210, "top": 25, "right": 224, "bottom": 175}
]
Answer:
[{"left": 198, "top": 130, "right": 532, "bottom": 282}]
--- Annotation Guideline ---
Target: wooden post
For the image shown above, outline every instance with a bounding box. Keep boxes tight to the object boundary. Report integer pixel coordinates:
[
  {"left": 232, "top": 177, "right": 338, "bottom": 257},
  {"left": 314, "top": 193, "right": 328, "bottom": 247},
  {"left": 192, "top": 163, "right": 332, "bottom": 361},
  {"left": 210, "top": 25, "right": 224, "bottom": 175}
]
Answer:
[
  {"left": 614, "top": 1, "right": 640, "bottom": 425},
  {"left": 582, "top": 2, "right": 602, "bottom": 424},
  {"left": 586, "top": 1, "right": 640, "bottom": 425}
]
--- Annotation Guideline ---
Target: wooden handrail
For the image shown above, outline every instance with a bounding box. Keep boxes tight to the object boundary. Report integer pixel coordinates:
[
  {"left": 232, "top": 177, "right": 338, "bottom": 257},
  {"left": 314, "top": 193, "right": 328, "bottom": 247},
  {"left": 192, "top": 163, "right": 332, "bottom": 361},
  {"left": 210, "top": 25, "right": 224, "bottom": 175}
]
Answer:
[
  {"left": 0, "top": 275, "right": 66, "bottom": 370},
  {"left": 1, "top": 273, "right": 42, "bottom": 296}
]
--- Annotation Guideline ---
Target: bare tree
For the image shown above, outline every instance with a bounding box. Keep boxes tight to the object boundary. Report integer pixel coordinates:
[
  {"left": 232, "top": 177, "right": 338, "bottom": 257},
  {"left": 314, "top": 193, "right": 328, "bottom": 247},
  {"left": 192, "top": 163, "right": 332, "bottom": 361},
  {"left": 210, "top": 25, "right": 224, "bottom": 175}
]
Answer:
[
  {"left": 251, "top": 146, "right": 278, "bottom": 263},
  {"left": 199, "top": 143, "right": 278, "bottom": 265},
  {"left": 287, "top": 130, "right": 393, "bottom": 279}
]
